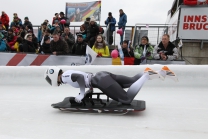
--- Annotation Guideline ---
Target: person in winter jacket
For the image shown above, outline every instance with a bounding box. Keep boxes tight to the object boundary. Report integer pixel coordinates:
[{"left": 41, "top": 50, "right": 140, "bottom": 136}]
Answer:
[
  {"left": 85, "top": 16, "right": 99, "bottom": 48},
  {"left": 50, "top": 31, "right": 69, "bottom": 55},
  {"left": 134, "top": 36, "right": 154, "bottom": 65},
  {"left": 23, "top": 17, "right": 33, "bottom": 32},
  {"left": 105, "top": 12, "right": 116, "bottom": 45},
  {"left": 118, "top": 9, "right": 127, "bottom": 45},
  {"left": 72, "top": 33, "right": 87, "bottom": 56},
  {"left": 61, "top": 27, "right": 75, "bottom": 54},
  {"left": 153, "top": 34, "right": 178, "bottom": 61},
  {"left": 39, "top": 35, "right": 51, "bottom": 54},
  {"left": 92, "top": 34, "right": 110, "bottom": 57},
  {"left": 7, "top": 29, "right": 17, "bottom": 51},
  {"left": 122, "top": 40, "right": 134, "bottom": 57},
  {"left": 21, "top": 34, "right": 36, "bottom": 53},
  {"left": 10, "top": 16, "right": 22, "bottom": 28},
  {"left": 1, "top": 11, "right": 9, "bottom": 31}
]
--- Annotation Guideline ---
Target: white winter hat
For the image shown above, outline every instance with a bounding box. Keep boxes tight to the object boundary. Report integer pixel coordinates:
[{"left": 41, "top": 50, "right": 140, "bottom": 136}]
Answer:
[{"left": 90, "top": 16, "right": 96, "bottom": 22}]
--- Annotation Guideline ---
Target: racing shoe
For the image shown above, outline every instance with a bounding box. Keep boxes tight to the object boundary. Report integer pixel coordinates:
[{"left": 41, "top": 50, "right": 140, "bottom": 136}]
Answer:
[
  {"left": 161, "top": 66, "right": 178, "bottom": 82},
  {"left": 144, "top": 67, "right": 164, "bottom": 80}
]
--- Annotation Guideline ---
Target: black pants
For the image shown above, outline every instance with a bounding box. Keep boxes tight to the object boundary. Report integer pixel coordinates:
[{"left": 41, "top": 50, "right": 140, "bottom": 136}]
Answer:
[
  {"left": 91, "top": 71, "right": 142, "bottom": 104},
  {"left": 89, "top": 37, "right": 96, "bottom": 48}
]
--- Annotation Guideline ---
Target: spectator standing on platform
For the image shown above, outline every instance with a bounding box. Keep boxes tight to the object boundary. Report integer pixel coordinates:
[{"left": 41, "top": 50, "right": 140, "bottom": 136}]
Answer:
[
  {"left": 134, "top": 36, "right": 154, "bottom": 65},
  {"left": 105, "top": 12, "right": 116, "bottom": 45},
  {"left": 18, "top": 25, "right": 26, "bottom": 39},
  {"left": 50, "top": 31, "right": 69, "bottom": 55},
  {"left": 118, "top": 9, "right": 127, "bottom": 45},
  {"left": 153, "top": 34, "right": 178, "bottom": 61},
  {"left": 61, "top": 27, "right": 75, "bottom": 54},
  {"left": 52, "top": 13, "right": 60, "bottom": 25},
  {"left": 10, "top": 16, "right": 22, "bottom": 28},
  {"left": 72, "top": 33, "right": 87, "bottom": 56},
  {"left": 23, "top": 17, "right": 33, "bottom": 32},
  {"left": 1, "top": 11, "right": 9, "bottom": 31},
  {"left": 83, "top": 17, "right": 90, "bottom": 32},
  {"left": 85, "top": 16, "right": 99, "bottom": 48},
  {"left": 92, "top": 34, "right": 110, "bottom": 57}
]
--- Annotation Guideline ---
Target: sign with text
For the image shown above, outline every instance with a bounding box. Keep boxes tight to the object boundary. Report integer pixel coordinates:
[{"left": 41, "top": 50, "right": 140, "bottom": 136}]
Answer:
[
  {"left": 178, "top": 7, "right": 208, "bottom": 39},
  {"left": 65, "top": 1, "right": 101, "bottom": 22}
]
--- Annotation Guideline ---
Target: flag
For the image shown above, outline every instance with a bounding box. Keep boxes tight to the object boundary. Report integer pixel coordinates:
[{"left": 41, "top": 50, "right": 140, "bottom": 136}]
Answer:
[{"left": 85, "top": 45, "right": 97, "bottom": 65}]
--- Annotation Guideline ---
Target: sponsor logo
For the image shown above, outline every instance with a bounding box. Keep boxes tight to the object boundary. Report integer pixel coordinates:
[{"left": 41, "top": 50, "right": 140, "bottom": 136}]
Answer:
[
  {"left": 49, "top": 69, "right": 54, "bottom": 74},
  {"left": 85, "top": 54, "right": 92, "bottom": 64}
]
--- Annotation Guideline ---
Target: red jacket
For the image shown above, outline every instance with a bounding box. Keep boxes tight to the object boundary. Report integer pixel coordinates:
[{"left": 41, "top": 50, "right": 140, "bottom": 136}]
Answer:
[
  {"left": 52, "top": 17, "right": 60, "bottom": 25},
  {"left": 8, "top": 35, "right": 17, "bottom": 48},
  {"left": 1, "top": 14, "right": 9, "bottom": 26}
]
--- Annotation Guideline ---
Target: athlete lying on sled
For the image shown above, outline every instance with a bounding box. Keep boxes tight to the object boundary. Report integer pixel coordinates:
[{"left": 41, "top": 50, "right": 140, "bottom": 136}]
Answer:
[{"left": 44, "top": 66, "right": 178, "bottom": 104}]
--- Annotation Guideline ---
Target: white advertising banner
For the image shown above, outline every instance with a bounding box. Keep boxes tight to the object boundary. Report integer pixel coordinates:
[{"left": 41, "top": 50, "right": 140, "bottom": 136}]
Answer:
[{"left": 178, "top": 7, "right": 208, "bottom": 40}]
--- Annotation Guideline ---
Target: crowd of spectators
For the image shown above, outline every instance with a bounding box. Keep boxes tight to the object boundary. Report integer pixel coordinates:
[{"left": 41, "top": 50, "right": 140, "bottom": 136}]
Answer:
[{"left": 0, "top": 10, "right": 179, "bottom": 64}]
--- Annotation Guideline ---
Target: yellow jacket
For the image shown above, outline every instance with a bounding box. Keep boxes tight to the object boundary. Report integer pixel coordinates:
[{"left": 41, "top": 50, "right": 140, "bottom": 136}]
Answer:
[{"left": 92, "top": 45, "right": 110, "bottom": 57}]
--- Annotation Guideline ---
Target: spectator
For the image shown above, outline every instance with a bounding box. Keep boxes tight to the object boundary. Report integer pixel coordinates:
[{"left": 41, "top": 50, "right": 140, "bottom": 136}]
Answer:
[
  {"left": 40, "top": 28, "right": 53, "bottom": 45},
  {"left": 11, "top": 25, "right": 19, "bottom": 36},
  {"left": 39, "top": 35, "right": 51, "bottom": 54},
  {"left": 38, "top": 22, "right": 48, "bottom": 43},
  {"left": 105, "top": 12, "right": 116, "bottom": 45},
  {"left": 122, "top": 40, "right": 134, "bottom": 57},
  {"left": 52, "top": 13, "right": 60, "bottom": 25},
  {"left": 21, "top": 34, "right": 36, "bottom": 53},
  {"left": 92, "top": 34, "right": 110, "bottom": 57},
  {"left": 26, "top": 31, "right": 38, "bottom": 50},
  {"left": 23, "top": 17, "right": 33, "bottom": 32},
  {"left": 1, "top": 11, "right": 10, "bottom": 31},
  {"left": 59, "top": 12, "right": 67, "bottom": 21},
  {"left": 14, "top": 37, "right": 23, "bottom": 52},
  {"left": 153, "top": 34, "right": 178, "bottom": 61},
  {"left": 13, "top": 13, "right": 22, "bottom": 24},
  {"left": 44, "top": 19, "right": 52, "bottom": 29},
  {"left": 72, "top": 33, "right": 87, "bottom": 56},
  {"left": 0, "top": 33, "right": 7, "bottom": 51},
  {"left": 0, "top": 23, "right": 7, "bottom": 38},
  {"left": 59, "top": 12, "right": 68, "bottom": 31},
  {"left": 0, "top": 21, "right": 6, "bottom": 31},
  {"left": 61, "top": 27, "right": 75, "bottom": 54},
  {"left": 134, "top": 36, "right": 154, "bottom": 65},
  {"left": 83, "top": 17, "right": 90, "bottom": 31},
  {"left": 78, "top": 24, "right": 87, "bottom": 39},
  {"left": 18, "top": 25, "right": 26, "bottom": 39},
  {"left": 51, "top": 20, "right": 60, "bottom": 33},
  {"left": 10, "top": 16, "right": 22, "bottom": 28},
  {"left": 85, "top": 16, "right": 99, "bottom": 48},
  {"left": 50, "top": 31, "right": 69, "bottom": 55},
  {"left": 118, "top": 9, "right": 127, "bottom": 45},
  {"left": 6, "top": 29, "right": 17, "bottom": 51}
]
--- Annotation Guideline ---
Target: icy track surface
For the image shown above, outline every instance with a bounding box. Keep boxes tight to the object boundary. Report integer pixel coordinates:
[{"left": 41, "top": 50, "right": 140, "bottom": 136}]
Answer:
[{"left": 0, "top": 65, "right": 208, "bottom": 139}]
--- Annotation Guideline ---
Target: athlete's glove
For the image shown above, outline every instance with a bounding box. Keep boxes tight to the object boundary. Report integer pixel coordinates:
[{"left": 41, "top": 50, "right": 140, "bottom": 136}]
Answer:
[{"left": 75, "top": 94, "right": 84, "bottom": 103}]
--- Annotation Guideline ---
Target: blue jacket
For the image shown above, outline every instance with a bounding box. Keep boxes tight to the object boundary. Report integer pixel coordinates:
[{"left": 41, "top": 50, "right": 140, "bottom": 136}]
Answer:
[
  {"left": 118, "top": 13, "right": 127, "bottom": 28},
  {"left": 105, "top": 17, "right": 116, "bottom": 31},
  {"left": 0, "top": 39, "right": 7, "bottom": 51},
  {"left": 38, "top": 29, "right": 43, "bottom": 43}
]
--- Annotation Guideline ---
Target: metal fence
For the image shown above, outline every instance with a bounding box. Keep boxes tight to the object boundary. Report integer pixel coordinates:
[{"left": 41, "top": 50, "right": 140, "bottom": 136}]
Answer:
[{"left": 33, "top": 24, "right": 171, "bottom": 47}]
